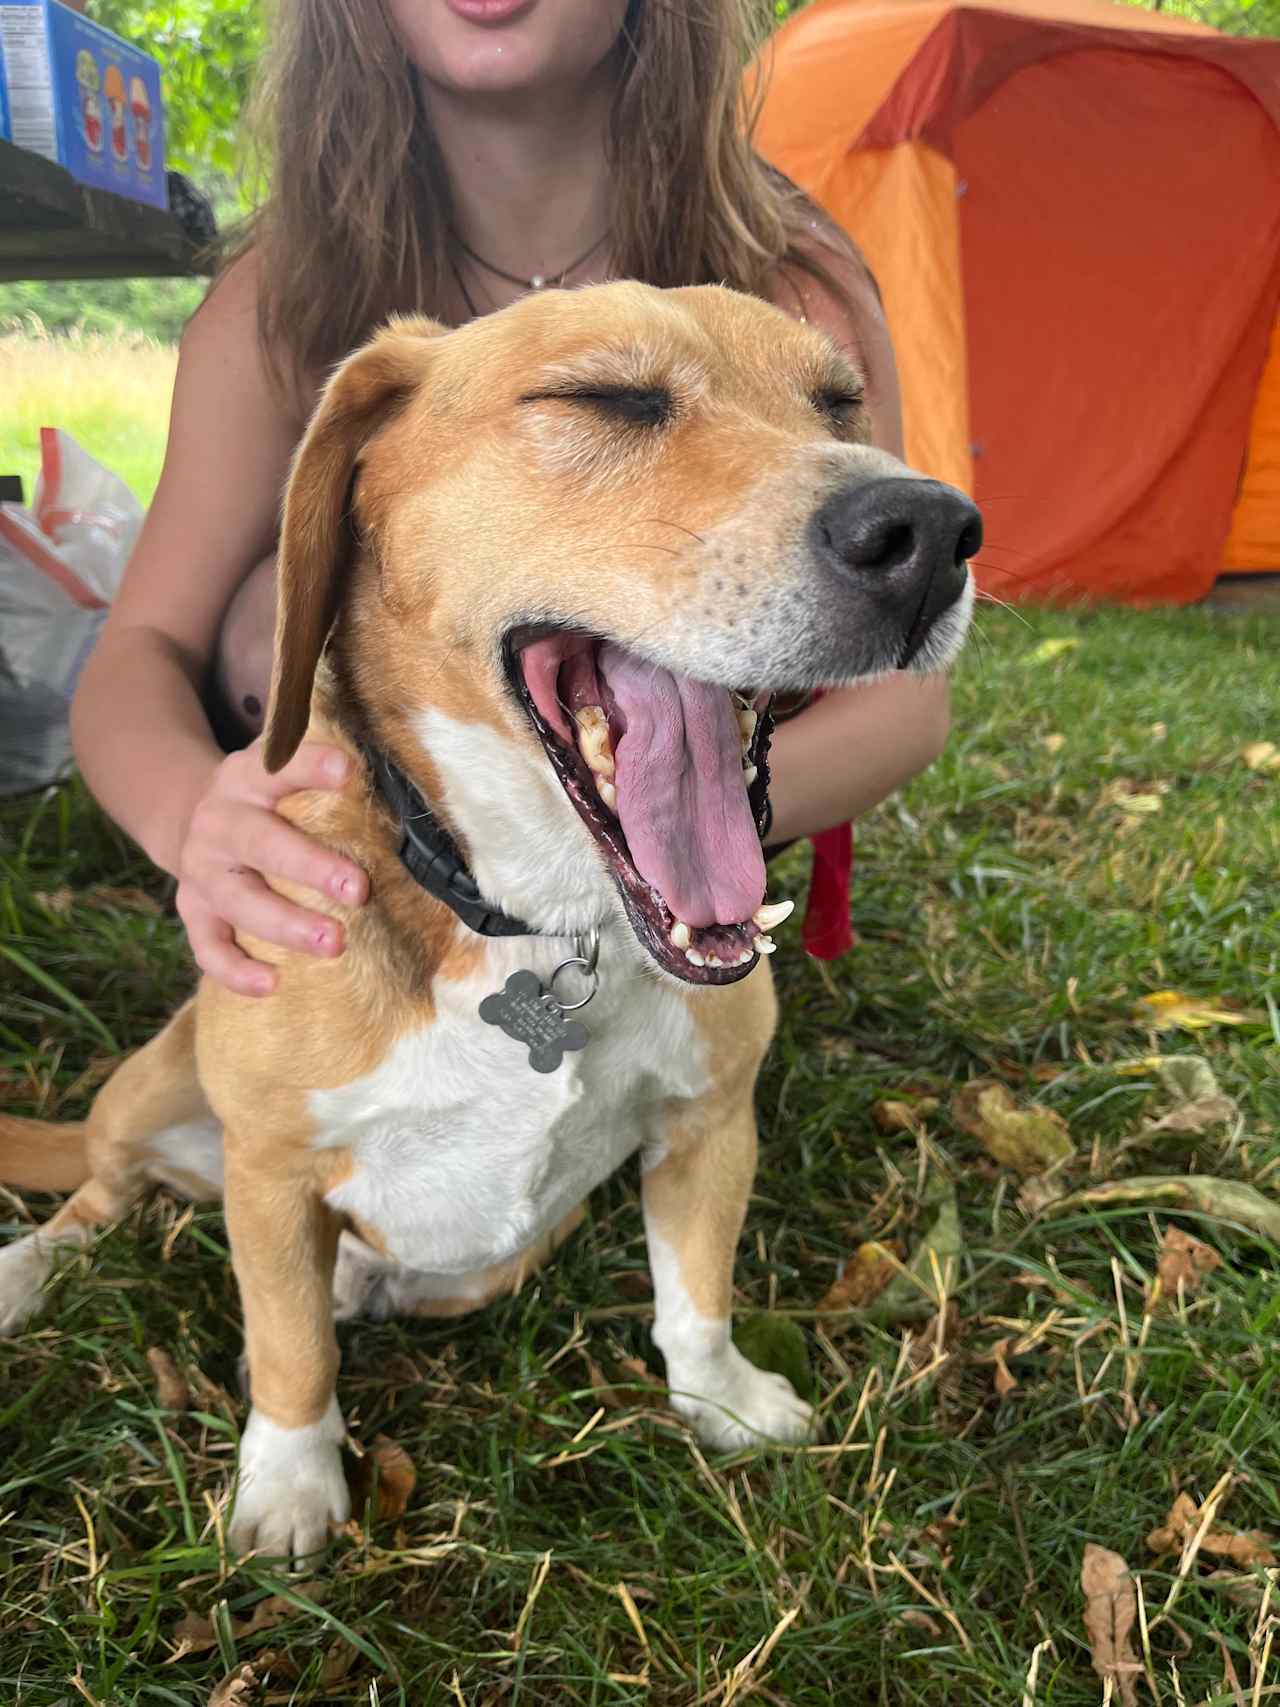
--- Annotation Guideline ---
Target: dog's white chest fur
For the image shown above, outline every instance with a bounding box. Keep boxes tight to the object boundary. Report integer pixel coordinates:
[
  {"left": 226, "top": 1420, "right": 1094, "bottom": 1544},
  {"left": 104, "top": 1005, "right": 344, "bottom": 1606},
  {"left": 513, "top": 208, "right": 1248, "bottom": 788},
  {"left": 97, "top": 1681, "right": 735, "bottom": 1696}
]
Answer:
[{"left": 315, "top": 932, "right": 706, "bottom": 1276}]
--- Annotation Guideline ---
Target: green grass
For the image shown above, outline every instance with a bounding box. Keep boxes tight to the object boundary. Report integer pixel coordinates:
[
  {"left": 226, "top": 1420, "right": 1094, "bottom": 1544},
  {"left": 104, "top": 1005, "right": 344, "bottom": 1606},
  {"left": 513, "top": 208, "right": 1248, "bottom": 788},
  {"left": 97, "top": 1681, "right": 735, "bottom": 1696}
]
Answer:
[
  {"left": 2, "top": 604, "right": 1279, "bottom": 1704},
  {"left": 0, "top": 325, "right": 177, "bottom": 507}
]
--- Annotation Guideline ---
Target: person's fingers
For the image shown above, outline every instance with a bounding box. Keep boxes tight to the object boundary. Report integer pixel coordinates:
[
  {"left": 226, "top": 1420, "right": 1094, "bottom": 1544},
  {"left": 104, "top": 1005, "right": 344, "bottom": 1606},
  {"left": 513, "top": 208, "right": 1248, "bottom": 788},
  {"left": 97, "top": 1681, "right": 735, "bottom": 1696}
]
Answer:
[
  {"left": 205, "top": 866, "right": 346, "bottom": 960},
  {"left": 237, "top": 811, "right": 368, "bottom": 907},
  {"left": 253, "top": 741, "right": 352, "bottom": 801},
  {"left": 186, "top": 913, "right": 277, "bottom": 998}
]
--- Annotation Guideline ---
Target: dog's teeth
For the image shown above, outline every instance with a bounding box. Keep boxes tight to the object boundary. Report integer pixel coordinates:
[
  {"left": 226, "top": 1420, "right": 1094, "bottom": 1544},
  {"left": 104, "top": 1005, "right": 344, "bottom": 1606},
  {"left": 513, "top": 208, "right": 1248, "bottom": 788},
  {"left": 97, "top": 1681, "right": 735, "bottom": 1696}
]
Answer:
[
  {"left": 670, "top": 921, "right": 692, "bottom": 950},
  {"left": 753, "top": 899, "right": 795, "bottom": 931},
  {"left": 736, "top": 949, "right": 753, "bottom": 965},
  {"left": 738, "top": 708, "right": 758, "bottom": 747},
  {"left": 754, "top": 935, "right": 777, "bottom": 955},
  {"left": 575, "top": 705, "right": 615, "bottom": 779},
  {"left": 706, "top": 953, "right": 724, "bottom": 968},
  {"left": 742, "top": 764, "right": 758, "bottom": 787},
  {"left": 598, "top": 778, "right": 617, "bottom": 812},
  {"left": 685, "top": 948, "right": 706, "bottom": 967}
]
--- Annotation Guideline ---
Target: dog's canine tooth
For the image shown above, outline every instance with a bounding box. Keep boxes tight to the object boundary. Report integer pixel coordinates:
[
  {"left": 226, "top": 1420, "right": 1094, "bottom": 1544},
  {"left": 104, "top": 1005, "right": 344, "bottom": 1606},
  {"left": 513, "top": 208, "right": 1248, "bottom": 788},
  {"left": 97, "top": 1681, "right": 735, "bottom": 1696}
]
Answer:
[
  {"left": 737, "top": 707, "right": 757, "bottom": 747},
  {"left": 575, "top": 705, "right": 615, "bottom": 779},
  {"left": 685, "top": 947, "right": 706, "bottom": 967},
  {"left": 670, "top": 921, "right": 692, "bottom": 950},
  {"left": 736, "top": 949, "right": 754, "bottom": 965},
  {"left": 598, "top": 778, "right": 617, "bottom": 812},
  {"left": 742, "top": 764, "right": 758, "bottom": 787},
  {"left": 754, "top": 935, "right": 777, "bottom": 955},
  {"left": 753, "top": 899, "right": 795, "bottom": 932}
]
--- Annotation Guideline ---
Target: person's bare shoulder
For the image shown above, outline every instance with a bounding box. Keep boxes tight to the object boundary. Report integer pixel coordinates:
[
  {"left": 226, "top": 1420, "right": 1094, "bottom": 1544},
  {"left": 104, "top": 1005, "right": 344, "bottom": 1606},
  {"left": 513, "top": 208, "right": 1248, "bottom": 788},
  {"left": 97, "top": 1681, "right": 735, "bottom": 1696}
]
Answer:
[{"left": 763, "top": 216, "right": 904, "bottom": 459}]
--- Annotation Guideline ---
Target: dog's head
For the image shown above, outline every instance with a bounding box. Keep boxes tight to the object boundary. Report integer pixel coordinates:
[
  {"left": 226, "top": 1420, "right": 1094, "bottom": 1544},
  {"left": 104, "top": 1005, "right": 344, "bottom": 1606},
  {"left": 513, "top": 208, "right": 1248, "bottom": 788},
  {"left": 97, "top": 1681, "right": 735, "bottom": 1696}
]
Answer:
[{"left": 265, "top": 282, "right": 977, "bottom": 984}]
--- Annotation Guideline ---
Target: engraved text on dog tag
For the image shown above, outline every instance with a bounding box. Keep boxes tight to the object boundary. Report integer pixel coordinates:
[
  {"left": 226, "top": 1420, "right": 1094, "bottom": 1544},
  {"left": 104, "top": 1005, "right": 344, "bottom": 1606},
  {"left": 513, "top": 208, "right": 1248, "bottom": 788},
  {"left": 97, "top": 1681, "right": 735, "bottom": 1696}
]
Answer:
[{"left": 479, "top": 969, "right": 589, "bottom": 1073}]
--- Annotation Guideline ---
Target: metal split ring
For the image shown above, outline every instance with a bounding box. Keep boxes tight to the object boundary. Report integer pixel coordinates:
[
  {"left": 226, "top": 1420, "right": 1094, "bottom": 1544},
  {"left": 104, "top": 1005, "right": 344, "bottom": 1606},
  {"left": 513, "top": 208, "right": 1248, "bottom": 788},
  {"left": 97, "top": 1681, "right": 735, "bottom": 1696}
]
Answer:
[{"left": 546, "top": 929, "right": 601, "bottom": 1013}]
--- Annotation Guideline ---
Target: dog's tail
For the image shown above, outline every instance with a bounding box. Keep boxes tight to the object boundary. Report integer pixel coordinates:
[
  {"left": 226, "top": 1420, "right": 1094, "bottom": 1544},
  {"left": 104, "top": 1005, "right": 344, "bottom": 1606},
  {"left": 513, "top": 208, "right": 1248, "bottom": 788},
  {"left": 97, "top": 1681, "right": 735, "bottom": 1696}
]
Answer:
[{"left": 0, "top": 1113, "right": 90, "bottom": 1193}]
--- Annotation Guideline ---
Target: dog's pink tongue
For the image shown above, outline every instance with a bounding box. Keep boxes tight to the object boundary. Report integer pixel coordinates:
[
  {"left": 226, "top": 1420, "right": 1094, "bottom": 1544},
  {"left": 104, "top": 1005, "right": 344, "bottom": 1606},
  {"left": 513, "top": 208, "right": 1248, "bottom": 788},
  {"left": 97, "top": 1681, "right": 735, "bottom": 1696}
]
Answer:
[{"left": 601, "top": 642, "right": 764, "bottom": 928}]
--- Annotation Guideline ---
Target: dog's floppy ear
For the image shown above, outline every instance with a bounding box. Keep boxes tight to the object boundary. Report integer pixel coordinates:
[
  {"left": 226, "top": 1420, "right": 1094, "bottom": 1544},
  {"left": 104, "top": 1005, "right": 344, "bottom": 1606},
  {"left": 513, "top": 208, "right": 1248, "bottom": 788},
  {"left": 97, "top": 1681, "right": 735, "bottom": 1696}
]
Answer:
[{"left": 263, "top": 315, "right": 447, "bottom": 773}]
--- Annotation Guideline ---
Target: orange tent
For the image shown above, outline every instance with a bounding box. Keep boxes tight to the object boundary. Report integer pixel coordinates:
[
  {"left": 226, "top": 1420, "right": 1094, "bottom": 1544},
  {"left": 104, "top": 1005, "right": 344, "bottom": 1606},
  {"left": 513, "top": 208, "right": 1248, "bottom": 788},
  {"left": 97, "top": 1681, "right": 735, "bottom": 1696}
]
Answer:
[{"left": 753, "top": 0, "right": 1280, "bottom": 603}]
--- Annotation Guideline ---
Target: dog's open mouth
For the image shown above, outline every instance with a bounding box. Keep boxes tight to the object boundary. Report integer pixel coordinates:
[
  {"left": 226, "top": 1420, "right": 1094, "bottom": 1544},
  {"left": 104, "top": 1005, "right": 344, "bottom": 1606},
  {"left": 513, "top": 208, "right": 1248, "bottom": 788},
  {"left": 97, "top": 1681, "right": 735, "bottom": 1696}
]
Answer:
[{"left": 505, "top": 628, "right": 789, "bottom": 985}]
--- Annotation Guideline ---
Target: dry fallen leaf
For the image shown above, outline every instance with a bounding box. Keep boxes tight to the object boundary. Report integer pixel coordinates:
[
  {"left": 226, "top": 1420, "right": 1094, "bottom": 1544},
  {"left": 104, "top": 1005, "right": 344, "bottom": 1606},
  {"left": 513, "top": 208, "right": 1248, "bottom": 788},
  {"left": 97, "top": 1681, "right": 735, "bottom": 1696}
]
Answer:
[
  {"left": 1135, "top": 991, "right": 1257, "bottom": 1032},
  {"left": 893, "top": 1609, "right": 943, "bottom": 1639},
  {"left": 1046, "top": 1175, "right": 1280, "bottom": 1243},
  {"left": 207, "top": 1665, "right": 260, "bottom": 1707},
  {"left": 348, "top": 1434, "right": 417, "bottom": 1523},
  {"left": 1241, "top": 741, "right": 1280, "bottom": 773},
  {"left": 951, "top": 1081, "right": 1073, "bottom": 1177},
  {"left": 172, "top": 1586, "right": 327, "bottom": 1660},
  {"left": 1081, "top": 1543, "right": 1142, "bottom": 1707},
  {"left": 146, "top": 1346, "right": 190, "bottom": 1411},
  {"left": 817, "top": 1241, "right": 900, "bottom": 1313},
  {"left": 989, "top": 1338, "right": 1019, "bottom": 1398},
  {"left": 1042, "top": 732, "right": 1066, "bottom": 754},
  {"left": 1147, "top": 1491, "right": 1277, "bottom": 1567},
  {"left": 871, "top": 1097, "right": 939, "bottom": 1135},
  {"left": 1154, "top": 1226, "right": 1222, "bottom": 1303},
  {"left": 1146, "top": 1095, "right": 1238, "bottom": 1135}
]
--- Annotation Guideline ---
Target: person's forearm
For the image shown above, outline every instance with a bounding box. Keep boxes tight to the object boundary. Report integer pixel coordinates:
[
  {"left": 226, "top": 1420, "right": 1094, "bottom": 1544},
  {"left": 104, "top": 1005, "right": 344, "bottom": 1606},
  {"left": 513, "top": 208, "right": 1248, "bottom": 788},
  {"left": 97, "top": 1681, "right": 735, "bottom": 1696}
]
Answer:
[
  {"left": 766, "top": 673, "right": 951, "bottom": 845},
  {"left": 71, "top": 624, "right": 225, "bottom": 878}
]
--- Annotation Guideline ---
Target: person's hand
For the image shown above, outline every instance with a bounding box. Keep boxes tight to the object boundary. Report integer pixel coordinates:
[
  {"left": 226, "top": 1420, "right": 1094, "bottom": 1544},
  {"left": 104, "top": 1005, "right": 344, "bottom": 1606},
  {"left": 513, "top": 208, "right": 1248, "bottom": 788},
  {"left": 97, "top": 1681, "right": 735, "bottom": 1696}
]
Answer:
[{"left": 175, "top": 742, "right": 369, "bottom": 997}]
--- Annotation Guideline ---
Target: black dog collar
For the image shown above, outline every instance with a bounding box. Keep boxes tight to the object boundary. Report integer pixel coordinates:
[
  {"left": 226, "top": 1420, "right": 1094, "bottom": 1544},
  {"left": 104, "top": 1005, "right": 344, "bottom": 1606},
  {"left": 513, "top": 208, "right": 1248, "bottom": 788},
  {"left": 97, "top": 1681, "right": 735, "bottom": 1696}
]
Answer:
[{"left": 362, "top": 744, "right": 538, "bottom": 939}]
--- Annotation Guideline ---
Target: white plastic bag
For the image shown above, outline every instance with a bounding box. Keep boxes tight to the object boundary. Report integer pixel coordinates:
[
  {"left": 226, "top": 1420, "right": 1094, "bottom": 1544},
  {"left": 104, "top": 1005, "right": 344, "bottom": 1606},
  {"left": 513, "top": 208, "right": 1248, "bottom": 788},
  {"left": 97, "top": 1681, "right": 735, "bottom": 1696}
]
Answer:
[{"left": 0, "top": 429, "right": 142, "bottom": 795}]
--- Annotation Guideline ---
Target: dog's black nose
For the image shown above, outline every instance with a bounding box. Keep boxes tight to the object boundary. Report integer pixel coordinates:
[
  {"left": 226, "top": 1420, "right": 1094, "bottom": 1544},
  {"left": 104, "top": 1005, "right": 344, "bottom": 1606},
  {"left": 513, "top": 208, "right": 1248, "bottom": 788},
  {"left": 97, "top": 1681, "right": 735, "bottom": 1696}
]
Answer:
[{"left": 814, "top": 477, "right": 983, "bottom": 581}]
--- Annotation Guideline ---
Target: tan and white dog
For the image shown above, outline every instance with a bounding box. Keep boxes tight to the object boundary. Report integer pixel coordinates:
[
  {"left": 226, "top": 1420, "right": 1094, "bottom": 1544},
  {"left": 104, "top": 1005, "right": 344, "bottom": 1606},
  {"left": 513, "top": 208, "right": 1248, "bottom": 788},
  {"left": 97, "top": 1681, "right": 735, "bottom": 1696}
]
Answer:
[{"left": 0, "top": 282, "right": 977, "bottom": 1566}]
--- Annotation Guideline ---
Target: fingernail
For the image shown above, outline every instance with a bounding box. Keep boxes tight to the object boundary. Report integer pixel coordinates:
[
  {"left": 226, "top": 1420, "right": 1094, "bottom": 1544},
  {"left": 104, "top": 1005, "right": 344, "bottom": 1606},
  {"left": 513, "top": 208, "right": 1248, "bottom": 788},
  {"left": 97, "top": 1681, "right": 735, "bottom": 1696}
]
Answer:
[{"left": 334, "top": 872, "right": 361, "bottom": 902}]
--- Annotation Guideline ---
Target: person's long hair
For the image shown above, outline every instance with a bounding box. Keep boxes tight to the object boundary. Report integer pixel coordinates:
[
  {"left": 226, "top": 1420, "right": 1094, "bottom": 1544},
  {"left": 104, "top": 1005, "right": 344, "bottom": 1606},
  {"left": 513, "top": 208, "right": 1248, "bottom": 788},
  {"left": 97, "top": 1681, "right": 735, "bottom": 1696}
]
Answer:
[{"left": 236, "top": 0, "right": 843, "bottom": 395}]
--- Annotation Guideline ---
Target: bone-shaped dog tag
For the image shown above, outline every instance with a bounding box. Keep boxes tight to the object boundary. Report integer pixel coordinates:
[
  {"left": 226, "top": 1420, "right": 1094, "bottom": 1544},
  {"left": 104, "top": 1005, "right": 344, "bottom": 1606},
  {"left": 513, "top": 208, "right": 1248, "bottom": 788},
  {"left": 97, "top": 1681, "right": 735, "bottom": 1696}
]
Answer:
[{"left": 479, "top": 969, "right": 589, "bottom": 1073}]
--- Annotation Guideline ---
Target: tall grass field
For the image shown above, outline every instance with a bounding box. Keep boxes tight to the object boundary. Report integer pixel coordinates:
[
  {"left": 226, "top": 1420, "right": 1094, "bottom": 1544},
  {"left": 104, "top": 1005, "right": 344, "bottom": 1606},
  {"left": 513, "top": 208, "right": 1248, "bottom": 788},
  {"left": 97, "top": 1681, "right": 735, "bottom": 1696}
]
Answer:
[
  {"left": 1, "top": 333, "right": 1279, "bottom": 1704},
  {"left": 2, "top": 322, "right": 177, "bottom": 506}
]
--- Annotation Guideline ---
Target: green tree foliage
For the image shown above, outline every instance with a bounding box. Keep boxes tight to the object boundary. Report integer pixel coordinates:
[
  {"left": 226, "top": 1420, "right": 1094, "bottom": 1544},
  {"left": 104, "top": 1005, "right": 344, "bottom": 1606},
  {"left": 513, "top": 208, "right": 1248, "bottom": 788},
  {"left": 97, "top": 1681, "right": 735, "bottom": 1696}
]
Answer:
[{"left": 90, "top": 0, "right": 264, "bottom": 180}]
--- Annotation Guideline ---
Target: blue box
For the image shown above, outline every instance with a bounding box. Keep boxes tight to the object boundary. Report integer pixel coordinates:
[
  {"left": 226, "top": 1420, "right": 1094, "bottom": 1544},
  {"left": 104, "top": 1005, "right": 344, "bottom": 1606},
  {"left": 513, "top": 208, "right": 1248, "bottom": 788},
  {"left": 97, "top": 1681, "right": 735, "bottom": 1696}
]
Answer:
[
  {"left": 0, "top": 34, "right": 11, "bottom": 142},
  {"left": 0, "top": 0, "right": 165, "bottom": 209}
]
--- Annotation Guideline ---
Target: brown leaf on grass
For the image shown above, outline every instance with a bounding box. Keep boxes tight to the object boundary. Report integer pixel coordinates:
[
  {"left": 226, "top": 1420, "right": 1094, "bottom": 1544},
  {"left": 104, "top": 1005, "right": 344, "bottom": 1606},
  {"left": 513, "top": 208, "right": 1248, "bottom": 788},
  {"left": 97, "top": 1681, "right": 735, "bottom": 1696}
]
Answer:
[
  {"left": 348, "top": 1435, "right": 416, "bottom": 1523},
  {"left": 1047, "top": 1176, "right": 1280, "bottom": 1242},
  {"left": 1154, "top": 1226, "right": 1222, "bottom": 1303},
  {"left": 206, "top": 1665, "right": 260, "bottom": 1706},
  {"left": 585, "top": 1354, "right": 667, "bottom": 1411},
  {"left": 1146, "top": 1491, "right": 1277, "bottom": 1567},
  {"left": 816, "top": 1241, "right": 900, "bottom": 1313},
  {"left": 1145, "top": 1095, "right": 1238, "bottom": 1135},
  {"left": 989, "top": 1338, "right": 1019, "bottom": 1398},
  {"left": 951, "top": 1081, "right": 1073, "bottom": 1177},
  {"left": 893, "top": 1609, "right": 943, "bottom": 1639},
  {"left": 146, "top": 1346, "right": 190, "bottom": 1411},
  {"left": 172, "top": 1586, "right": 327, "bottom": 1659},
  {"left": 871, "top": 1097, "right": 939, "bottom": 1135},
  {"left": 318, "top": 1638, "right": 360, "bottom": 1687},
  {"left": 1081, "top": 1543, "right": 1142, "bottom": 1707}
]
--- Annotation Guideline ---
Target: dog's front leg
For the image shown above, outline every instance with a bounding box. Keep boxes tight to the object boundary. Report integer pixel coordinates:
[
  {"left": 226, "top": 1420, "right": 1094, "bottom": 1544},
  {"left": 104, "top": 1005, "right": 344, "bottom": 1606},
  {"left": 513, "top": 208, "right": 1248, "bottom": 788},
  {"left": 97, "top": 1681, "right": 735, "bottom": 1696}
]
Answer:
[
  {"left": 642, "top": 1095, "right": 815, "bottom": 1450},
  {"left": 223, "top": 1145, "right": 350, "bottom": 1565}
]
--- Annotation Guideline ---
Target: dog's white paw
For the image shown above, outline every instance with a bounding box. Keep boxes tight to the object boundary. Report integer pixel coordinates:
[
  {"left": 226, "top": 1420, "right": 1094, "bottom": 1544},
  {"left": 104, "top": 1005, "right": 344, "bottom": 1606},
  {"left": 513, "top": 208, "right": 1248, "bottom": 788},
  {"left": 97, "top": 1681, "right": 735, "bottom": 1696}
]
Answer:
[
  {"left": 0, "top": 1235, "right": 57, "bottom": 1335},
  {"left": 666, "top": 1344, "right": 816, "bottom": 1451},
  {"left": 227, "top": 1398, "right": 350, "bottom": 1568}
]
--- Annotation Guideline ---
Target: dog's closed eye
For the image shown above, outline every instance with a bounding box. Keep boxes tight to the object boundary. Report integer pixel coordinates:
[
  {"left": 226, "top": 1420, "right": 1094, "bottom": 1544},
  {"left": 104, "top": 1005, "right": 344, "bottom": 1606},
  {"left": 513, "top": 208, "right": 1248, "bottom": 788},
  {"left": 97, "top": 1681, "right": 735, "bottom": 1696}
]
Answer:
[
  {"left": 813, "top": 389, "right": 866, "bottom": 436},
  {"left": 520, "top": 385, "right": 675, "bottom": 429}
]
